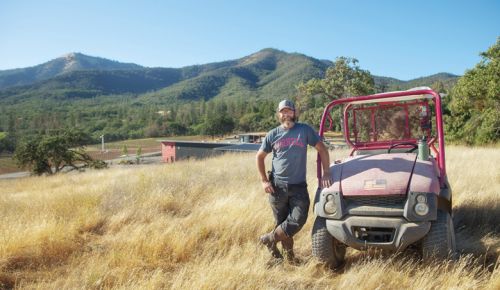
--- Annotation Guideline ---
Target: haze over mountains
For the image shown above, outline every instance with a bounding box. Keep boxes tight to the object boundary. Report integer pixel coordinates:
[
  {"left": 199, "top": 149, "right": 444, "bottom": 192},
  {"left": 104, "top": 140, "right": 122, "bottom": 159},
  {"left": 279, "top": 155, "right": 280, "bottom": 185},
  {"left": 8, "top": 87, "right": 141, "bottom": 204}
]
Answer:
[{"left": 0, "top": 49, "right": 459, "bottom": 105}]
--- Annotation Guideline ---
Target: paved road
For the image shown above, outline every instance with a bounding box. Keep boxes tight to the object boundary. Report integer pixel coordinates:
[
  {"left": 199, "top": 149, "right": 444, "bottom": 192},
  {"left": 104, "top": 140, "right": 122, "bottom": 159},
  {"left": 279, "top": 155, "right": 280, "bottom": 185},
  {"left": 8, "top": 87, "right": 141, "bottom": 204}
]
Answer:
[{"left": 0, "top": 171, "right": 30, "bottom": 180}]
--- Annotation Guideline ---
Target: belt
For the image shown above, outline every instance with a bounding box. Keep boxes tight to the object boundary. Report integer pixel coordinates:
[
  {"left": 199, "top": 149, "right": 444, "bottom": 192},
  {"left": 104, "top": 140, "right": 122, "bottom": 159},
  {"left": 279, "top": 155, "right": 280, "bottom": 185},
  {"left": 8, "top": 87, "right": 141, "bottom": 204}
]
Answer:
[
  {"left": 268, "top": 171, "right": 307, "bottom": 188},
  {"left": 273, "top": 179, "right": 307, "bottom": 189}
]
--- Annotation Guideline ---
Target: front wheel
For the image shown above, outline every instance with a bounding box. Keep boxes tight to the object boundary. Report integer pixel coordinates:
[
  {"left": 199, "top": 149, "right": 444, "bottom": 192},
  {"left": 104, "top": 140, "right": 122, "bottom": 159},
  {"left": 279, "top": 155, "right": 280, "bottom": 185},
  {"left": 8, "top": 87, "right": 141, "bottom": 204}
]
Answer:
[
  {"left": 421, "top": 210, "right": 456, "bottom": 260},
  {"left": 312, "top": 217, "right": 346, "bottom": 269}
]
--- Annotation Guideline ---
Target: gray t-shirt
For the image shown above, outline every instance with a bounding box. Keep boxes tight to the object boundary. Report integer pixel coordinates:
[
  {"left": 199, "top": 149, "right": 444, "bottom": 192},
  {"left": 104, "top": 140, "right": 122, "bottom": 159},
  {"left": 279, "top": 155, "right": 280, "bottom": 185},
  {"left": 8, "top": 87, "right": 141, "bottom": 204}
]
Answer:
[{"left": 260, "top": 123, "right": 320, "bottom": 184}]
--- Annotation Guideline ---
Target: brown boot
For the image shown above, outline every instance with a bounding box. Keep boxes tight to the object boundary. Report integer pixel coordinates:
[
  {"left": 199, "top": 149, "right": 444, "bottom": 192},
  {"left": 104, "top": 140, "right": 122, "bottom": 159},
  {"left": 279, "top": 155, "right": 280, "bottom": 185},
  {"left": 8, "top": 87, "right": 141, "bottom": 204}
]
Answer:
[
  {"left": 273, "top": 227, "right": 298, "bottom": 263},
  {"left": 273, "top": 226, "right": 299, "bottom": 262},
  {"left": 273, "top": 226, "right": 289, "bottom": 242},
  {"left": 259, "top": 229, "right": 283, "bottom": 260},
  {"left": 281, "top": 236, "right": 298, "bottom": 263}
]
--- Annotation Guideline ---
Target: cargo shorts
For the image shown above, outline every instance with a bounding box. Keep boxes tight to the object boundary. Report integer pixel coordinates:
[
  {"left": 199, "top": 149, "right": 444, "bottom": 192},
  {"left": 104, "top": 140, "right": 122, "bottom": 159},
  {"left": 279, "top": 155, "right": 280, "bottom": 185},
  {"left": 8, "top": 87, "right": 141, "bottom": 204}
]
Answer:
[{"left": 268, "top": 181, "right": 310, "bottom": 237}]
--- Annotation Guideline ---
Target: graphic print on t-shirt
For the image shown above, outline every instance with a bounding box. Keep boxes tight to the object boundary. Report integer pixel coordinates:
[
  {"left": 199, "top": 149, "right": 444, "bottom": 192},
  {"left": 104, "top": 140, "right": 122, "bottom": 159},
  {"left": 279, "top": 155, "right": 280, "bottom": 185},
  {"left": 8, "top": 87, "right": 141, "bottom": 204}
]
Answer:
[{"left": 273, "top": 136, "right": 305, "bottom": 150}]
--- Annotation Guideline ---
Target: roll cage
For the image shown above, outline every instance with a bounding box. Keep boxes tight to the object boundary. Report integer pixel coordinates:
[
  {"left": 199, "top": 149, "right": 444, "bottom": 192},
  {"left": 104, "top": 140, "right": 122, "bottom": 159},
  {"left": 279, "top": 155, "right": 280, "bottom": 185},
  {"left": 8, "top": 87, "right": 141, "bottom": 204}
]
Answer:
[{"left": 317, "top": 88, "right": 446, "bottom": 186}]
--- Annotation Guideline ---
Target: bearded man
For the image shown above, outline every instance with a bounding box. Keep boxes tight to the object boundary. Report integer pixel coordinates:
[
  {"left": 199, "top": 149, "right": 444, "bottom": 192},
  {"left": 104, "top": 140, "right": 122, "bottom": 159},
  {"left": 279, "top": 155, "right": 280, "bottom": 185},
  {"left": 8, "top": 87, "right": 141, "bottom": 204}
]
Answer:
[{"left": 256, "top": 99, "right": 332, "bottom": 261}]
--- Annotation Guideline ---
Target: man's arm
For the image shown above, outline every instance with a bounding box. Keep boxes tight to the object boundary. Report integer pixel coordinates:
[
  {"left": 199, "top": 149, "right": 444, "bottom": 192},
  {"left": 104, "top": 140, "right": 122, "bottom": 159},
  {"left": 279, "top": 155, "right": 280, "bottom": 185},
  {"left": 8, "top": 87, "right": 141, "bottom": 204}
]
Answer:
[
  {"left": 315, "top": 141, "right": 332, "bottom": 188},
  {"left": 256, "top": 149, "right": 274, "bottom": 193}
]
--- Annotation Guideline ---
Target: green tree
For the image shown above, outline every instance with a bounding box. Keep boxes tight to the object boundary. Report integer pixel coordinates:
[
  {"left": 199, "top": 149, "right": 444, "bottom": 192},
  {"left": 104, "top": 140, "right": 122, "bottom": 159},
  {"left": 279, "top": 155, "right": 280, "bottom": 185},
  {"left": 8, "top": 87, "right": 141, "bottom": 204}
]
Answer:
[
  {"left": 237, "top": 112, "right": 262, "bottom": 132},
  {"left": 0, "top": 132, "right": 6, "bottom": 154},
  {"left": 202, "top": 114, "right": 235, "bottom": 138},
  {"left": 297, "top": 57, "right": 374, "bottom": 101},
  {"left": 122, "top": 144, "right": 129, "bottom": 156},
  {"left": 7, "top": 113, "right": 16, "bottom": 136},
  {"left": 296, "top": 57, "right": 375, "bottom": 129},
  {"left": 0, "top": 132, "right": 16, "bottom": 154},
  {"left": 431, "top": 80, "right": 447, "bottom": 94},
  {"left": 136, "top": 146, "right": 142, "bottom": 164},
  {"left": 14, "top": 129, "right": 107, "bottom": 175},
  {"left": 165, "top": 122, "right": 188, "bottom": 136},
  {"left": 447, "top": 38, "right": 500, "bottom": 144}
]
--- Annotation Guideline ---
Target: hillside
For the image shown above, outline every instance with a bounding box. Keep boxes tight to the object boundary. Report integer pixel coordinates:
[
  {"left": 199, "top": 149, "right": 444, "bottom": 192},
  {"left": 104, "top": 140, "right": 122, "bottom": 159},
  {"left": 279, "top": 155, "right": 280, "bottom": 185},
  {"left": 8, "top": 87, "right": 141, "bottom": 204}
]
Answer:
[
  {"left": 0, "top": 53, "right": 143, "bottom": 90},
  {"left": 0, "top": 68, "right": 184, "bottom": 104},
  {"left": 0, "top": 49, "right": 330, "bottom": 104},
  {"left": 0, "top": 146, "right": 498, "bottom": 289},
  {"left": 141, "top": 49, "right": 329, "bottom": 103},
  {"left": 0, "top": 49, "right": 458, "bottom": 105},
  {"left": 0, "top": 49, "right": 461, "bottom": 142},
  {"left": 373, "top": 72, "right": 459, "bottom": 92}
]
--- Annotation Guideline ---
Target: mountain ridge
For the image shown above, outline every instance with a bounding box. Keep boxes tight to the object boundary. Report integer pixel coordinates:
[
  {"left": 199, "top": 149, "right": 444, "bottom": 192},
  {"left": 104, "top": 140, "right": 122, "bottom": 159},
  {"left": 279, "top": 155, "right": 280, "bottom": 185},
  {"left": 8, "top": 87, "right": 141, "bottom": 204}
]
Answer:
[
  {"left": 0, "top": 49, "right": 463, "bottom": 143},
  {"left": 0, "top": 52, "right": 143, "bottom": 89},
  {"left": 0, "top": 49, "right": 460, "bottom": 105}
]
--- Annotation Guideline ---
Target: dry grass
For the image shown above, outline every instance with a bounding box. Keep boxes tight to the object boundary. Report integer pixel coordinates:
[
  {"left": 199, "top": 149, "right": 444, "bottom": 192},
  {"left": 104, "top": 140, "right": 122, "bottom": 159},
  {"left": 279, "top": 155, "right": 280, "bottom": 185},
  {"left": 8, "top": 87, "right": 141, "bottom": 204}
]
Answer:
[{"left": 0, "top": 146, "right": 498, "bottom": 289}]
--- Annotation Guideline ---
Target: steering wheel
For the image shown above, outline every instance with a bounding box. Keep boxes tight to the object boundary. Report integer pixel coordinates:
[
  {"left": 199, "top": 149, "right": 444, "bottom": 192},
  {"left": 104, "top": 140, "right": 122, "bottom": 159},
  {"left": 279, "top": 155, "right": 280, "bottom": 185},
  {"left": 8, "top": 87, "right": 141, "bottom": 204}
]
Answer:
[{"left": 388, "top": 142, "right": 418, "bottom": 153}]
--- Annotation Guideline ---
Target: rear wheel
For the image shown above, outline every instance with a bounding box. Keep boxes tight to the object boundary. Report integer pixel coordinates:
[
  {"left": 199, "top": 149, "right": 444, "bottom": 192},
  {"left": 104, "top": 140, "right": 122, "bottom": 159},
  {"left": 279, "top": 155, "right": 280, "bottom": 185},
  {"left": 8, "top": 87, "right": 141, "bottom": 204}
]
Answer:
[
  {"left": 312, "top": 217, "right": 346, "bottom": 269},
  {"left": 421, "top": 210, "right": 456, "bottom": 260}
]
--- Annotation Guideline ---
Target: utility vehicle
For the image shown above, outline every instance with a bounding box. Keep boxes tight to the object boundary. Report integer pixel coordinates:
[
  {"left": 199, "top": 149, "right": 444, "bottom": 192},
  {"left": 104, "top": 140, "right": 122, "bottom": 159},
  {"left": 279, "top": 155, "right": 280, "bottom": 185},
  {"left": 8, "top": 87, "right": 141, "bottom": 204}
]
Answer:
[{"left": 312, "top": 87, "right": 455, "bottom": 268}]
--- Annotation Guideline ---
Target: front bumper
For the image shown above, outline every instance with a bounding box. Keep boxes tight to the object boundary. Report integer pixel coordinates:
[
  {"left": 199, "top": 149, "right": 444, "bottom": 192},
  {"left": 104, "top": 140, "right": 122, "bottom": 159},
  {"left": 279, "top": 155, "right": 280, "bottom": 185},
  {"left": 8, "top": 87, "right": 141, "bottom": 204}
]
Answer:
[
  {"left": 314, "top": 189, "right": 438, "bottom": 222},
  {"left": 326, "top": 216, "right": 430, "bottom": 251}
]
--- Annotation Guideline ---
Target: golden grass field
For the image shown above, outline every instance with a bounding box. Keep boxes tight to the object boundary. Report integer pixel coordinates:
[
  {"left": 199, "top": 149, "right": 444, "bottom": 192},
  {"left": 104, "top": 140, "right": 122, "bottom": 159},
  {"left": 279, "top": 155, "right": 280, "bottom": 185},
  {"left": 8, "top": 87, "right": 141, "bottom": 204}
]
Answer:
[{"left": 0, "top": 146, "right": 498, "bottom": 289}]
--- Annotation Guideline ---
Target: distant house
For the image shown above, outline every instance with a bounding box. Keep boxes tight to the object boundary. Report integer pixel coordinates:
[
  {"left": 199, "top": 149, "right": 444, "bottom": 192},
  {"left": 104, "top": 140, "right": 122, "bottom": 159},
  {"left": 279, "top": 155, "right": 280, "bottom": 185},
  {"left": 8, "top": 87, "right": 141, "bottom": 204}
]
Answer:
[
  {"left": 238, "top": 133, "right": 264, "bottom": 143},
  {"left": 160, "top": 141, "right": 232, "bottom": 163}
]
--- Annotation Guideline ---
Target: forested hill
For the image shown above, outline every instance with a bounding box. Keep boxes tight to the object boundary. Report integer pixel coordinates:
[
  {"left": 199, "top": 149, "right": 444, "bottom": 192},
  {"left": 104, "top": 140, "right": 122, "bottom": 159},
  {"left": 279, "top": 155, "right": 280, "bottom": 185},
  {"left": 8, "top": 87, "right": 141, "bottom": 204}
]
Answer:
[
  {"left": 0, "top": 53, "right": 143, "bottom": 89},
  {"left": 0, "top": 48, "right": 460, "bottom": 142},
  {"left": 0, "top": 49, "right": 332, "bottom": 104},
  {"left": 373, "top": 72, "right": 459, "bottom": 92},
  {"left": 0, "top": 49, "right": 458, "bottom": 105}
]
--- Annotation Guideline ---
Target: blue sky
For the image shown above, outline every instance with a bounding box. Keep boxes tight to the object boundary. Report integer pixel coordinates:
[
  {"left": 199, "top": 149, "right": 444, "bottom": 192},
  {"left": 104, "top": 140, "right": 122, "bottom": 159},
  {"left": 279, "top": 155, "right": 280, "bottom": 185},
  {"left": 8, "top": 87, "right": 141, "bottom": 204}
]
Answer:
[{"left": 0, "top": 0, "right": 498, "bottom": 80}]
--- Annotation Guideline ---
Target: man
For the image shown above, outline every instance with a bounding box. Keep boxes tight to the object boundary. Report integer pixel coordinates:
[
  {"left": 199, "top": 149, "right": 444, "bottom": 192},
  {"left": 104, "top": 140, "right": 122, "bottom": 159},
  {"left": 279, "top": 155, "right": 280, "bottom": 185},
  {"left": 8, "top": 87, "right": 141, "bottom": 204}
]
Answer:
[{"left": 256, "top": 99, "right": 332, "bottom": 261}]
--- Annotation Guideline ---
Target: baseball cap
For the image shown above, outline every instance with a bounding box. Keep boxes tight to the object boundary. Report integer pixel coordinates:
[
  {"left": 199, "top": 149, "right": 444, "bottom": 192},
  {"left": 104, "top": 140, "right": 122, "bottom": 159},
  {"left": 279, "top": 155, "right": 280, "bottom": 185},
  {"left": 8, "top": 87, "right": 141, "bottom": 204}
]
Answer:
[{"left": 278, "top": 99, "right": 295, "bottom": 112}]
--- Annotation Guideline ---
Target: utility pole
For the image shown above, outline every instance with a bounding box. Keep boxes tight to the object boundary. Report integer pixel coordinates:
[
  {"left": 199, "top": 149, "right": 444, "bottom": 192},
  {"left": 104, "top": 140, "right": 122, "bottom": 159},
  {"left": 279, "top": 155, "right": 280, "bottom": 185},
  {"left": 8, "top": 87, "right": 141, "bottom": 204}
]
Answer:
[{"left": 100, "top": 135, "right": 105, "bottom": 152}]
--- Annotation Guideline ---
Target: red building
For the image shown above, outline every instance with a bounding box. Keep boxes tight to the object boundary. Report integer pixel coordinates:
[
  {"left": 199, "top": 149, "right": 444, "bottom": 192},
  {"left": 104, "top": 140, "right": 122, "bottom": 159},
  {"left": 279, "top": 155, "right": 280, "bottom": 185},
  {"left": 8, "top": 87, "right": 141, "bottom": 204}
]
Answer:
[
  {"left": 160, "top": 140, "right": 232, "bottom": 163},
  {"left": 161, "top": 141, "right": 176, "bottom": 163}
]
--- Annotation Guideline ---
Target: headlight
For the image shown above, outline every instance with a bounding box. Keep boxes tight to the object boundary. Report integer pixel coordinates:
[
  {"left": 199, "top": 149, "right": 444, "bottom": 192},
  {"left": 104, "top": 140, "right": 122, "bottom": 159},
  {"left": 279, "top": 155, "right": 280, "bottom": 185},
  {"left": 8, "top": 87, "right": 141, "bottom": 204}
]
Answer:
[
  {"left": 416, "top": 194, "right": 427, "bottom": 203},
  {"left": 324, "top": 194, "right": 337, "bottom": 214},
  {"left": 414, "top": 203, "right": 429, "bottom": 216}
]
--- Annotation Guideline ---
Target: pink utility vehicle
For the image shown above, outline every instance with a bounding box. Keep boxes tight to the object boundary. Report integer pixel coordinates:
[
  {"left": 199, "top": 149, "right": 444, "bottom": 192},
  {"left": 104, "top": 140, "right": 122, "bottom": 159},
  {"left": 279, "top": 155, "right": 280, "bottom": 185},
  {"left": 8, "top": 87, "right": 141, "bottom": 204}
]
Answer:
[{"left": 312, "top": 87, "right": 455, "bottom": 268}]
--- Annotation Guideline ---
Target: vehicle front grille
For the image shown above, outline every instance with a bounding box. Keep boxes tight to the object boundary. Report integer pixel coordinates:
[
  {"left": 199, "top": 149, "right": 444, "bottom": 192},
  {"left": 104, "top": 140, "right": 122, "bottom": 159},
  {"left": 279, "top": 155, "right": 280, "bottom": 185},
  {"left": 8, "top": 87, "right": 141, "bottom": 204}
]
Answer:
[
  {"left": 343, "top": 195, "right": 406, "bottom": 216},
  {"left": 344, "top": 195, "right": 406, "bottom": 207}
]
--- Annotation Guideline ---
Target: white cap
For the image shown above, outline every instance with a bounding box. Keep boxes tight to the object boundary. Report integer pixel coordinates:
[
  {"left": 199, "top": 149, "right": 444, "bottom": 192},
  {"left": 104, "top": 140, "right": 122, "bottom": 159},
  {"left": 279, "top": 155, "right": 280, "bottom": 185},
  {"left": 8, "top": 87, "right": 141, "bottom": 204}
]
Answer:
[{"left": 278, "top": 99, "right": 295, "bottom": 111}]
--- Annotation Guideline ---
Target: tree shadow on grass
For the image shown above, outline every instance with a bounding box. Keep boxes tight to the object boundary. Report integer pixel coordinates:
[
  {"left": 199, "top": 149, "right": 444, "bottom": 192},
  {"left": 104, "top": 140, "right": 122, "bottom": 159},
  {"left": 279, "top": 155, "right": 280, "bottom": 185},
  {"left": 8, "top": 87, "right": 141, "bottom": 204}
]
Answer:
[{"left": 453, "top": 202, "right": 500, "bottom": 271}]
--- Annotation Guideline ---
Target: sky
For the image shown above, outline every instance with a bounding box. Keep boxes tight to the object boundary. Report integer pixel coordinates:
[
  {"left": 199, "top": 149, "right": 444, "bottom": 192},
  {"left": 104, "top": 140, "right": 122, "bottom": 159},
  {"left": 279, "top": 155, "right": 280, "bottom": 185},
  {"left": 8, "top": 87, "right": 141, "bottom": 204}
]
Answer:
[{"left": 0, "top": 0, "right": 498, "bottom": 80}]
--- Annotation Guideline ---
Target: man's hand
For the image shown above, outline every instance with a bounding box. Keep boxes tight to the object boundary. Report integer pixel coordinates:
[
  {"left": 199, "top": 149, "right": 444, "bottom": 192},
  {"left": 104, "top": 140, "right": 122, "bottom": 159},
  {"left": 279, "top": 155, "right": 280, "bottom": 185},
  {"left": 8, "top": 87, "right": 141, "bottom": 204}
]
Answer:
[
  {"left": 261, "top": 180, "right": 275, "bottom": 194},
  {"left": 320, "top": 173, "right": 332, "bottom": 189},
  {"left": 315, "top": 141, "right": 333, "bottom": 189},
  {"left": 257, "top": 150, "right": 274, "bottom": 194}
]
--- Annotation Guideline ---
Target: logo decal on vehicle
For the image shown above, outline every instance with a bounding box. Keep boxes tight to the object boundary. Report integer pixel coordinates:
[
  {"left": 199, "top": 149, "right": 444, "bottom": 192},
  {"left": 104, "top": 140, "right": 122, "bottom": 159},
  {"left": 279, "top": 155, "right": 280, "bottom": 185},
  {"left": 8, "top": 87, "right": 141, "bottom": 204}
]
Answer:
[{"left": 363, "top": 179, "right": 387, "bottom": 190}]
